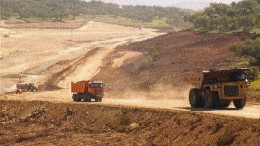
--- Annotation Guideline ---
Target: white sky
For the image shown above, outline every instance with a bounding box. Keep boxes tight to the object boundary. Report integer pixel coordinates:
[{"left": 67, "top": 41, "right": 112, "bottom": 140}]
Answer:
[{"left": 86, "top": 0, "right": 242, "bottom": 10}]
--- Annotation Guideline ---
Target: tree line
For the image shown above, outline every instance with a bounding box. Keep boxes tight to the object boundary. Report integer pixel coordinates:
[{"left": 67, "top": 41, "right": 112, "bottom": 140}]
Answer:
[
  {"left": 0, "top": 0, "right": 190, "bottom": 25},
  {"left": 185, "top": 0, "right": 260, "bottom": 32}
]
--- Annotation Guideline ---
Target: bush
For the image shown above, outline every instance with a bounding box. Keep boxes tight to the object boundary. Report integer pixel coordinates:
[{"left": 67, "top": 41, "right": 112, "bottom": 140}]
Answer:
[
  {"left": 248, "top": 67, "right": 260, "bottom": 91},
  {"left": 133, "top": 45, "right": 161, "bottom": 72},
  {"left": 248, "top": 68, "right": 259, "bottom": 81},
  {"left": 229, "top": 38, "right": 260, "bottom": 66},
  {"left": 148, "top": 45, "right": 161, "bottom": 58},
  {"left": 134, "top": 56, "right": 153, "bottom": 71},
  {"left": 250, "top": 80, "right": 260, "bottom": 91}
]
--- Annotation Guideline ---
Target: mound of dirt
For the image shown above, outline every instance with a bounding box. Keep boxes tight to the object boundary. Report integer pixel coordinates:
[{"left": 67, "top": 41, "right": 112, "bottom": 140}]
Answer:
[{"left": 0, "top": 100, "right": 259, "bottom": 145}]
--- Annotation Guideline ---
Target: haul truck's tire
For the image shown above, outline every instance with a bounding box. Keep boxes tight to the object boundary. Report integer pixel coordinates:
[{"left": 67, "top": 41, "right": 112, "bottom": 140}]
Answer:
[
  {"left": 72, "top": 94, "right": 77, "bottom": 101},
  {"left": 72, "top": 94, "right": 81, "bottom": 102},
  {"left": 219, "top": 100, "right": 231, "bottom": 108},
  {"left": 95, "top": 96, "right": 102, "bottom": 102},
  {"left": 233, "top": 98, "right": 246, "bottom": 109},
  {"left": 86, "top": 94, "right": 91, "bottom": 102},
  {"left": 75, "top": 94, "right": 81, "bottom": 102},
  {"left": 204, "top": 89, "right": 219, "bottom": 109},
  {"left": 99, "top": 97, "right": 103, "bottom": 102},
  {"left": 189, "top": 89, "right": 204, "bottom": 108},
  {"left": 82, "top": 94, "right": 87, "bottom": 102},
  {"left": 82, "top": 94, "right": 91, "bottom": 102}
]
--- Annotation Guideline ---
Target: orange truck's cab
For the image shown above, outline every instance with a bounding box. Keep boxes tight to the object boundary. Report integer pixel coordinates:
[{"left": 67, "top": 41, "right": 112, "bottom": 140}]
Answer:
[{"left": 71, "top": 80, "right": 104, "bottom": 102}]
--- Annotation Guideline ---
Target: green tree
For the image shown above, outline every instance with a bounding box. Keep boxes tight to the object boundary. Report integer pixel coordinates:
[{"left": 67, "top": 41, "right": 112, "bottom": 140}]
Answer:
[{"left": 186, "top": 0, "right": 260, "bottom": 32}]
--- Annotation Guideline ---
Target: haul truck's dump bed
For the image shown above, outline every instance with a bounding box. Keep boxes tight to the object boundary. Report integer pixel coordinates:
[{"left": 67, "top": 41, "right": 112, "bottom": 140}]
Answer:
[{"left": 71, "top": 81, "right": 89, "bottom": 93}]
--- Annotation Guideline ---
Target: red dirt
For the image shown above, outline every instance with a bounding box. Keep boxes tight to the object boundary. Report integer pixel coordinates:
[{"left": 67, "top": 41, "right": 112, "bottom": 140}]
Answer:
[
  {"left": 249, "top": 91, "right": 260, "bottom": 102},
  {"left": 0, "top": 100, "right": 259, "bottom": 145}
]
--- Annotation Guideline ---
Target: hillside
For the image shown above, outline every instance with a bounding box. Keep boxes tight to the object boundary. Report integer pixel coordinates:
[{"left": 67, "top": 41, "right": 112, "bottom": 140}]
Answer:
[
  {"left": 92, "top": 30, "right": 259, "bottom": 101},
  {"left": 0, "top": 0, "right": 192, "bottom": 29}
]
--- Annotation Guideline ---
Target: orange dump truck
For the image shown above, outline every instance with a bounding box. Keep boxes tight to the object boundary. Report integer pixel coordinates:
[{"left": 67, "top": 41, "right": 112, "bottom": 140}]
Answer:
[{"left": 71, "top": 80, "right": 104, "bottom": 102}]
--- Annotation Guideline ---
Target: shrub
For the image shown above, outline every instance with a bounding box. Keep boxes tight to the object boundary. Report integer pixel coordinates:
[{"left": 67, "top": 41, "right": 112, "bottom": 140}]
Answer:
[
  {"left": 250, "top": 80, "right": 260, "bottom": 91},
  {"left": 229, "top": 38, "right": 260, "bottom": 66},
  {"left": 133, "top": 45, "right": 161, "bottom": 72},
  {"left": 134, "top": 56, "right": 153, "bottom": 71},
  {"left": 148, "top": 45, "right": 161, "bottom": 58},
  {"left": 248, "top": 68, "right": 259, "bottom": 81}
]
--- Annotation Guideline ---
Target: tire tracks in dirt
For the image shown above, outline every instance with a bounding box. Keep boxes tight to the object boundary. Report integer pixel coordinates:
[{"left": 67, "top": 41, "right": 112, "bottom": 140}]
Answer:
[
  {"left": 39, "top": 48, "right": 100, "bottom": 91},
  {"left": 40, "top": 31, "right": 163, "bottom": 90}
]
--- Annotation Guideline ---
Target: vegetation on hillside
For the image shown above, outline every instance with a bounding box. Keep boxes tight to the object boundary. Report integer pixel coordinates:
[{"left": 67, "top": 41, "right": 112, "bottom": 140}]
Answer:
[
  {"left": 229, "top": 38, "right": 260, "bottom": 66},
  {"left": 185, "top": 0, "right": 260, "bottom": 32},
  {"left": 229, "top": 38, "right": 259, "bottom": 86},
  {"left": 185, "top": 0, "right": 260, "bottom": 93},
  {"left": 250, "top": 80, "right": 260, "bottom": 91},
  {"left": 229, "top": 38, "right": 259, "bottom": 92},
  {"left": 133, "top": 45, "right": 161, "bottom": 72},
  {"left": 0, "top": 0, "right": 192, "bottom": 29}
]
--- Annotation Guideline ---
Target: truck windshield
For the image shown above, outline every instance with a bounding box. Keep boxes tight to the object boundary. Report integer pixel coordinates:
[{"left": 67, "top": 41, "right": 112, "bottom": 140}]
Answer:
[
  {"left": 90, "top": 83, "right": 103, "bottom": 88},
  {"left": 231, "top": 74, "right": 246, "bottom": 82}
]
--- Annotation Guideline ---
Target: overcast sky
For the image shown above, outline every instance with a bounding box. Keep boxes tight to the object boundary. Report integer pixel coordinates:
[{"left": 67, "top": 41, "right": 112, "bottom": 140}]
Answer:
[{"left": 86, "top": 0, "right": 242, "bottom": 10}]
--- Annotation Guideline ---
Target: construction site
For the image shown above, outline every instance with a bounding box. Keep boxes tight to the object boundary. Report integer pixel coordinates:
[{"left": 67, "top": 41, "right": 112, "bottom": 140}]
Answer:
[{"left": 0, "top": 20, "right": 259, "bottom": 145}]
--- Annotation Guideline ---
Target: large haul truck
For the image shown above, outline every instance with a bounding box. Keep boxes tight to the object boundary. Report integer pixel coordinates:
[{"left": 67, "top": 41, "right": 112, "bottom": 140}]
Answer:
[{"left": 185, "top": 68, "right": 250, "bottom": 109}]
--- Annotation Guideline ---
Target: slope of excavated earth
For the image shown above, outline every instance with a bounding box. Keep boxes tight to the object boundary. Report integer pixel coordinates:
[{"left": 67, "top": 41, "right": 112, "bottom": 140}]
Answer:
[
  {"left": 0, "top": 100, "right": 259, "bottom": 146},
  {"left": 92, "top": 30, "right": 259, "bottom": 101},
  {"left": 0, "top": 21, "right": 161, "bottom": 91}
]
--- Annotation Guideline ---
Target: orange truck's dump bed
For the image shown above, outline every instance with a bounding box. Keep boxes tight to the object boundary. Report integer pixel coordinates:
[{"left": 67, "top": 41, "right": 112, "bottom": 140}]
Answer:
[{"left": 71, "top": 81, "right": 89, "bottom": 93}]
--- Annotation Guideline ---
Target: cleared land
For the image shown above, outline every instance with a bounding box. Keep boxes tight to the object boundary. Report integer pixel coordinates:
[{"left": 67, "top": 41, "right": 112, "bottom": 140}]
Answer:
[
  {"left": 0, "top": 21, "right": 259, "bottom": 145},
  {"left": 0, "top": 21, "right": 161, "bottom": 89}
]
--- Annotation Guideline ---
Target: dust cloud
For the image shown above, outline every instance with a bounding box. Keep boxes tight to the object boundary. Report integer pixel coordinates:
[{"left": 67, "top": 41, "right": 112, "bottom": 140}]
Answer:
[{"left": 106, "top": 83, "right": 192, "bottom": 101}]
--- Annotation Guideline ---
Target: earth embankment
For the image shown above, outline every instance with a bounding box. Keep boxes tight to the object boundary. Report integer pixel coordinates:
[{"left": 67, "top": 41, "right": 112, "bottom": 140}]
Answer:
[{"left": 0, "top": 100, "right": 259, "bottom": 145}]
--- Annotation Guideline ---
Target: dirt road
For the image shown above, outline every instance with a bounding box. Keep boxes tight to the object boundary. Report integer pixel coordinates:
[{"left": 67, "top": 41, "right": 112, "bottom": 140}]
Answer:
[
  {"left": 2, "top": 90, "right": 260, "bottom": 119},
  {"left": 104, "top": 98, "right": 260, "bottom": 119}
]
